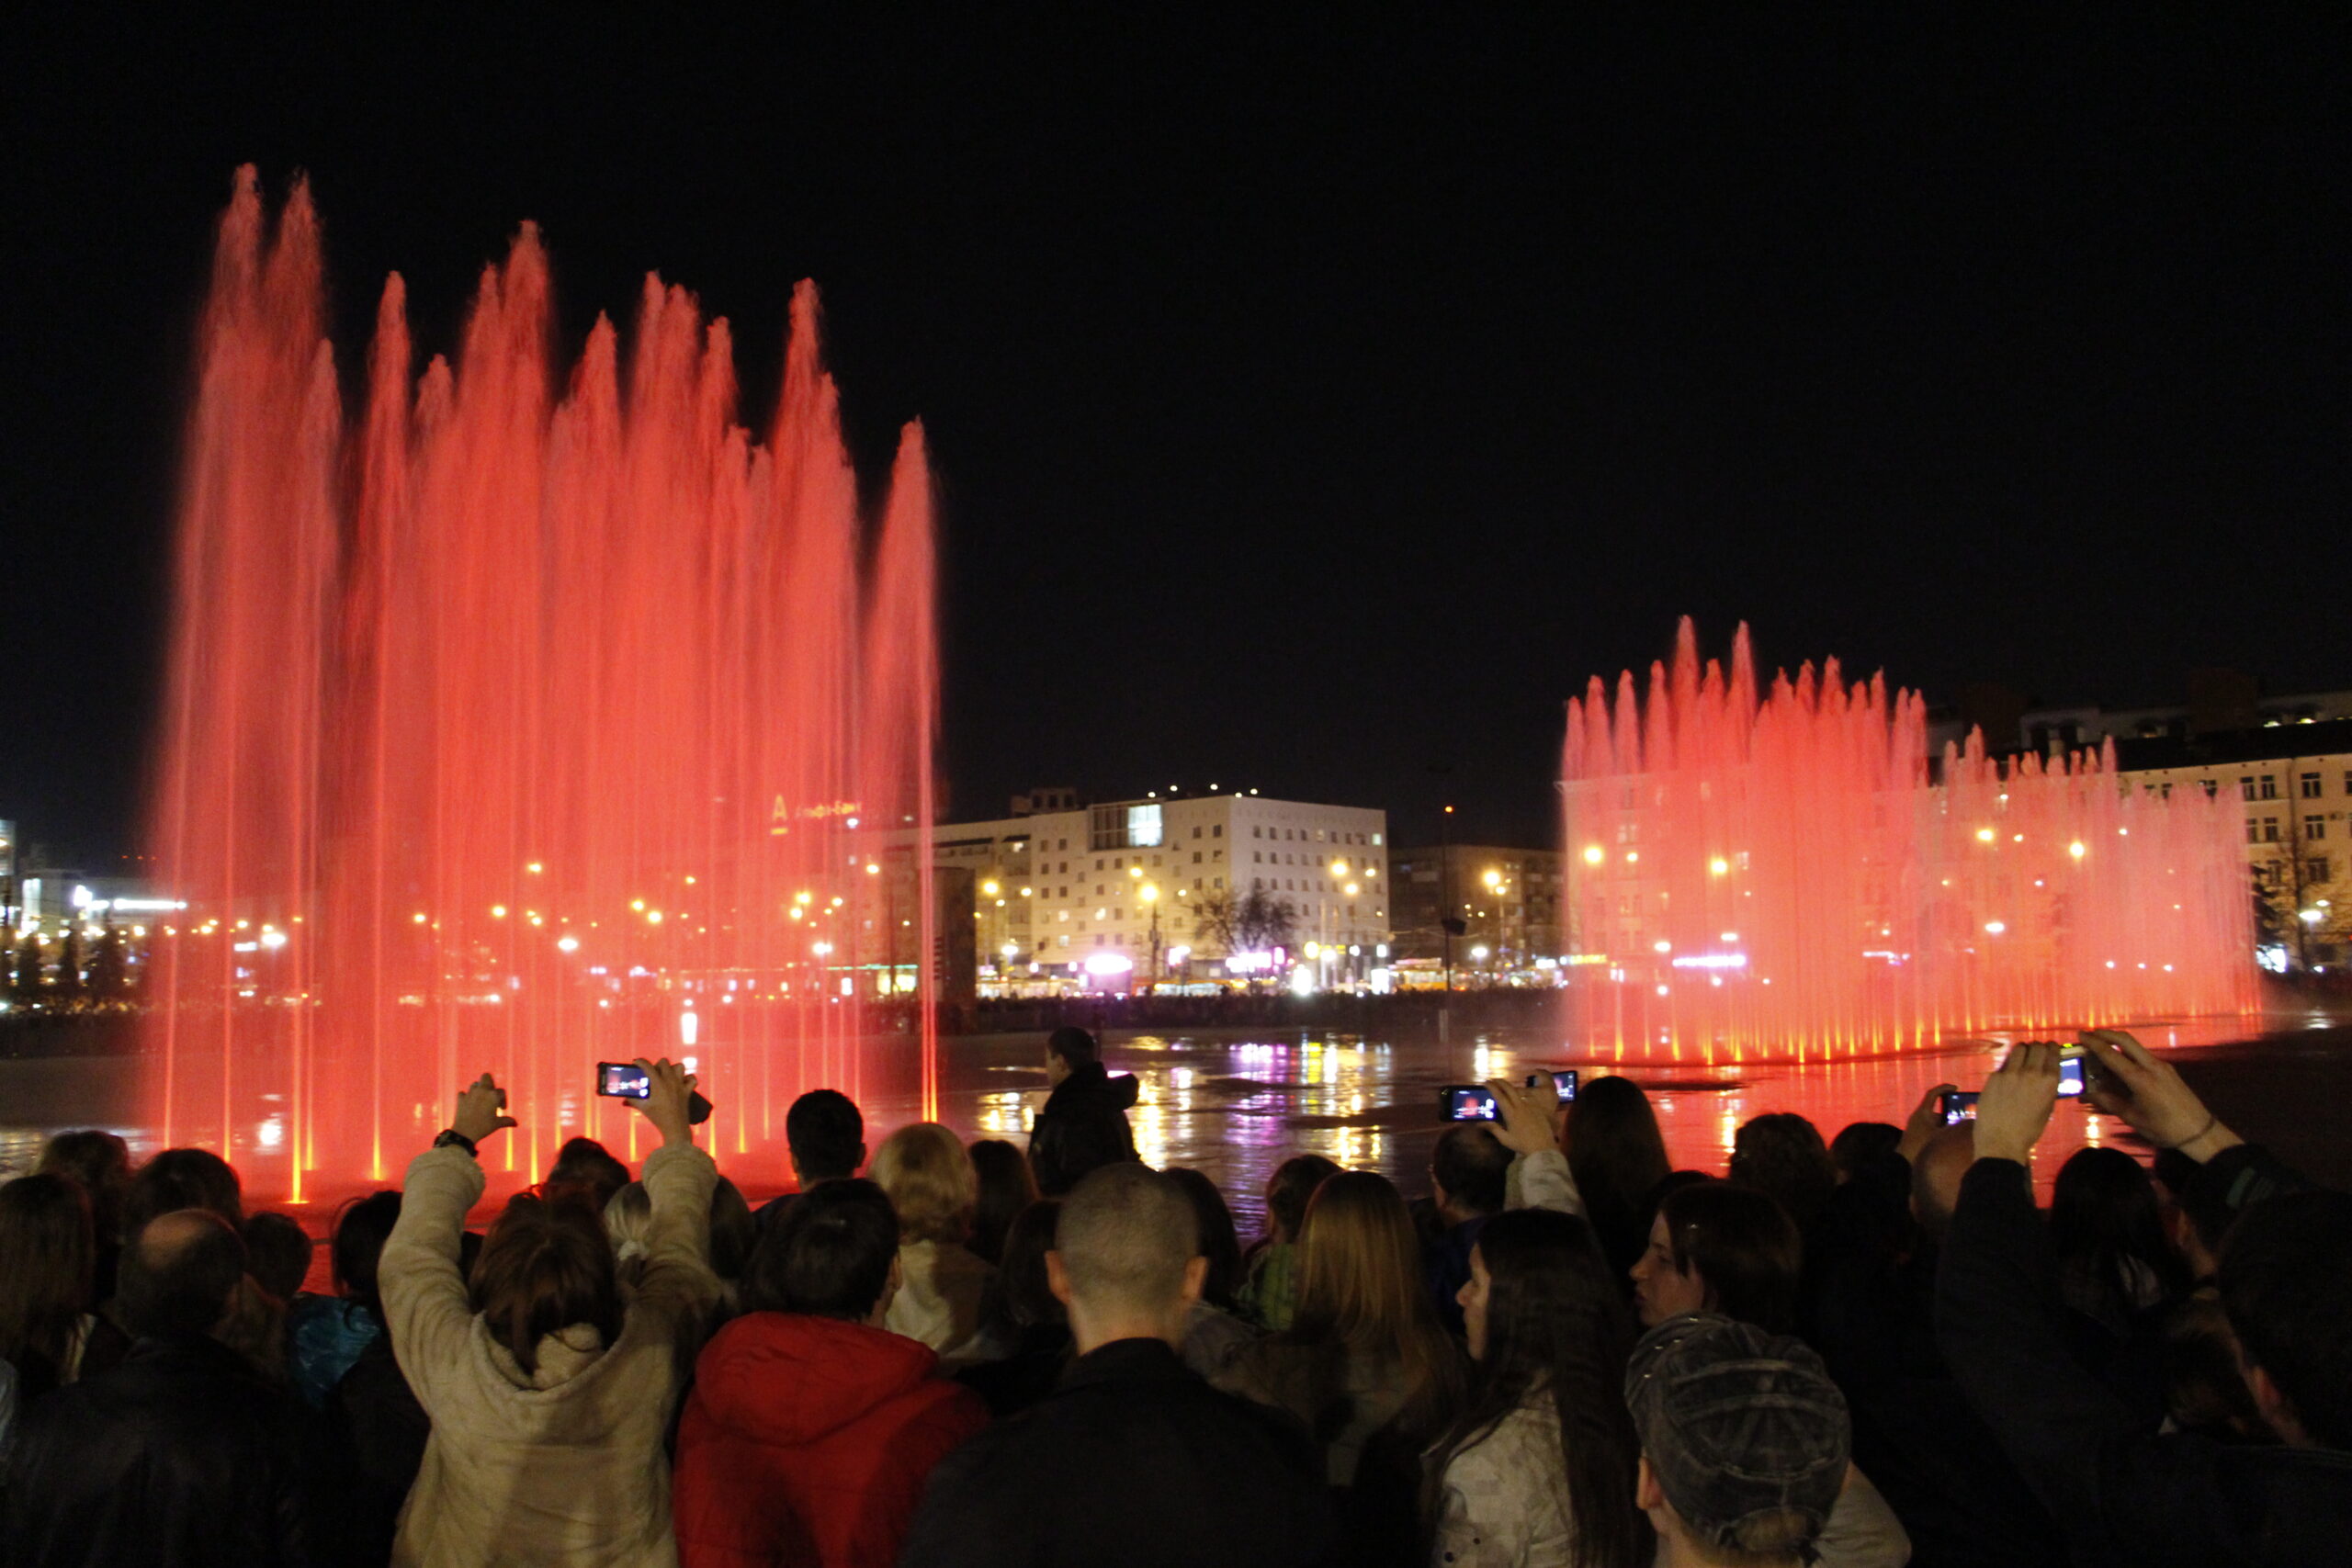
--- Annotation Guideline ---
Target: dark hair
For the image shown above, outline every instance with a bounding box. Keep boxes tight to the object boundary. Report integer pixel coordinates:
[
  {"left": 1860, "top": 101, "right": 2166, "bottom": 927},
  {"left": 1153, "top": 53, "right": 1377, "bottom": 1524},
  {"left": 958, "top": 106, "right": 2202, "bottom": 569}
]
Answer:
[
  {"left": 1287, "top": 1172, "right": 1463, "bottom": 1438},
  {"left": 2152, "top": 1146, "right": 2235, "bottom": 1266},
  {"left": 2162, "top": 1286, "right": 2276, "bottom": 1443},
  {"left": 1827, "top": 1122, "right": 1902, "bottom": 1180},
  {"left": 0, "top": 1173, "right": 95, "bottom": 1387},
  {"left": 546, "top": 1137, "right": 631, "bottom": 1213},
  {"left": 2051, "top": 1146, "right": 2189, "bottom": 1332},
  {"left": 1166, "top": 1168, "right": 1244, "bottom": 1310},
  {"left": 468, "top": 1190, "right": 622, "bottom": 1375},
  {"left": 993, "top": 1199, "right": 1065, "bottom": 1329},
  {"left": 1428, "top": 1211, "right": 1645, "bottom": 1568},
  {"left": 122, "top": 1148, "right": 243, "bottom": 1240},
  {"left": 331, "top": 1190, "right": 401, "bottom": 1314},
  {"left": 744, "top": 1179, "right": 900, "bottom": 1321},
  {"left": 242, "top": 1211, "right": 314, "bottom": 1304},
  {"left": 1565, "top": 1077, "right": 1670, "bottom": 1221},
  {"left": 2217, "top": 1190, "right": 2352, "bottom": 1450},
  {"left": 1046, "top": 1026, "right": 1099, "bottom": 1066},
  {"left": 118, "top": 1210, "right": 248, "bottom": 1339},
  {"left": 1729, "top": 1113, "right": 1837, "bottom": 1231},
  {"left": 1264, "top": 1154, "right": 1342, "bottom": 1244},
  {"left": 708, "top": 1177, "right": 756, "bottom": 1283},
  {"left": 785, "top": 1089, "right": 865, "bottom": 1182},
  {"left": 1658, "top": 1183, "right": 1803, "bottom": 1335},
  {"left": 38, "top": 1130, "right": 130, "bottom": 1240},
  {"left": 968, "top": 1138, "right": 1039, "bottom": 1267},
  {"left": 1431, "top": 1122, "right": 1511, "bottom": 1218}
]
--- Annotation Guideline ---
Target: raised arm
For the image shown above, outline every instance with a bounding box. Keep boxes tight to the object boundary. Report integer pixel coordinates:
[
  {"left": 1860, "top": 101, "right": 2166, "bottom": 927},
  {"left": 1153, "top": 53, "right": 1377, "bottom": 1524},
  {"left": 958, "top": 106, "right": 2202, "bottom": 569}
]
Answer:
[
  {"left": 379, "top": 1073, "right": 512, "bottom": 1414},
  {"left": 621, "top": 1057, "right": 723, "bottom": 1336},
  {"left": 1486, "top": 1077, "right": 1587, "bottom": 1218}
]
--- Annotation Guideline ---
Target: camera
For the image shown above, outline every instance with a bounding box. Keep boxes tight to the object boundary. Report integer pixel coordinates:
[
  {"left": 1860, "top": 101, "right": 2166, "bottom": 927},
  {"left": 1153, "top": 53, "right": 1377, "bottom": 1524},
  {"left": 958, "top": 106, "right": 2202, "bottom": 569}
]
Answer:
[
  {"left": 1439, "top": 1085, "right": 1499, "bottom": 1122},
  {"left": 1527, "top": 1069, "right": 1578, "bottom": 1101}
]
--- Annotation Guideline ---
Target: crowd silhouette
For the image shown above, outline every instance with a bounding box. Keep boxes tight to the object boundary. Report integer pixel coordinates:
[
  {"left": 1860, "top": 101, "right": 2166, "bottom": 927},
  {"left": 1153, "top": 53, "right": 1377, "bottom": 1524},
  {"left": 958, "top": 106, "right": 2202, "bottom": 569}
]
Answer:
[{"left": 2, "top": 1024, "right": 2346, "bottom": 1567}]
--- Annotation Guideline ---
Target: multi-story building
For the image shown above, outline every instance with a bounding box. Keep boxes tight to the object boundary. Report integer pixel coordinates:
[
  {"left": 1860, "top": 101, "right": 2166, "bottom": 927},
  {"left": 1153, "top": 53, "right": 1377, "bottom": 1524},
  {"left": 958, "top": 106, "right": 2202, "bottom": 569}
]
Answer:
[
  {"left": 1390, "top": 844, "right": 1563, "bottom": 978},
  {"left": 914, "top": 789, "right": 1390, "bottom": 989}
]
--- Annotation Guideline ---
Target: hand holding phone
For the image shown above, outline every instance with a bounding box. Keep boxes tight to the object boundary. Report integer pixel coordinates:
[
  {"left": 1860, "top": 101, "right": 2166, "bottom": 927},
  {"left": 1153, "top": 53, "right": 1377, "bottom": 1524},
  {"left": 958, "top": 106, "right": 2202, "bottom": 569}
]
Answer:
[
  {"left": 1526, "top": 1069, "right": 1579, "bottom": 1102},
  {"left": 1439, "top": 1085, "right": 1498, "bottom": 1122},
  {"left": 1938, "top": 1089, "right": 1980, "bottom": 1125},
  {"left": 596, "top": 1058, "right": 713, "bottom": 1131}
]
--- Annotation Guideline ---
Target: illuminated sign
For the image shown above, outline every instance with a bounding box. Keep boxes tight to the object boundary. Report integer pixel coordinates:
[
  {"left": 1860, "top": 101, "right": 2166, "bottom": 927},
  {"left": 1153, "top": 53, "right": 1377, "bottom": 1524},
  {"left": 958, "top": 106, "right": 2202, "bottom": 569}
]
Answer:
[
  {"left": 1669, "top": 953, "right": 1747, "bottom": 970},
  {"left": 769, "top": 797, "right": 864, "bottom": 836},
  {"left": 1126, "top": 803, "right": 1163, "bottom": 847},
  {"left": 1083, "top": 953, "right": 1135, "bottom": 976}
]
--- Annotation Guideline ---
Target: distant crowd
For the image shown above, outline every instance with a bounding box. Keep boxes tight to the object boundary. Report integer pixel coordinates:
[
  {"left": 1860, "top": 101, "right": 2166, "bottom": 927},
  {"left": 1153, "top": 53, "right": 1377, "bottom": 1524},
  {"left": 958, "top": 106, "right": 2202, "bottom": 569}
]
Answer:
[{"left": 1, "top": 1023, "right": 2346, "bottom": 1567}]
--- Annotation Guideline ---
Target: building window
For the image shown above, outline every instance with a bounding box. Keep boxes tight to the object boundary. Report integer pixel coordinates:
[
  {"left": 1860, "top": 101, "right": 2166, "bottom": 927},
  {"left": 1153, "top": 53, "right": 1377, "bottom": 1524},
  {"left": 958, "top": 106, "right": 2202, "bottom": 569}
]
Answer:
[
  {"left": 2312, "top": 819, "right": 2329, "bottom": 840},
  {"left": 2201, "top": 779, "right": 2218, "bottom": 797},
  {"left": 1253, "top": 827, "right": 1262, "bottom": 838},
  {"left": 2302, "top": 773, "right": 2324, "bottom": 798},
  {"left": 1214, "top": 877, "right": 1224, "bottom": 889},
  {"left": 2263, "top": 817, "right": 2281, "bottom": 842},
  {"left": 1213, "top": 825, "right": 1223, "bottom": 838},
  {"left": 2241, "top": 777, "right": 2257, "bottom": 801},
  {"left": 2260, "top": 775, "right": 2279, "bottom": 800},
  {"left": 1193, "top": 851, "right": 1204, "bottom": 863},
  {"left": 1192, "top": 826, "right": 1202, "bottom": 839},
  {"left": 2308, "top": 858, "right": 2331, "bottom": 885},
  {"left": 2246, "top": 819, "right": 2261, "bottom": 844}
]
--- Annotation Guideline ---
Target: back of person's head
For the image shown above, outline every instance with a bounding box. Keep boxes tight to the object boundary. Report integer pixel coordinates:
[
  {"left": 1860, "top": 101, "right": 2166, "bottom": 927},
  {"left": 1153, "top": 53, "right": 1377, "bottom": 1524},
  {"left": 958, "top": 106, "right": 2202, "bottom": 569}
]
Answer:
[
  {"left": 2216, "top": 1190, "right": 2352, "bottom": 1450},
  {"left": 967, "top": 1137, "right": 1039, "bottom": 1267},
  {"left": 330, "top": 1190, "right": 401, "bottom": 1314},
  {"left": 603, "top": 1180, "right": 653, "bottom": 1269},
  {"left": 1728, "top": 1114, "right": 1836, "bottom": 1230},
  {"left": 1657, "top": 1183, "right": 1803, "bottom": 1336},
  {"left": 122, "top": 1147, "right": 243, "bottom": 1241},
  {"left": 743, "top": 1179, "right": 900, "bottom": 1320},
  {"left": 1431, "top": 1122, "right": 1511, "bottom": 1219},
  {"left": 545, "top": 1137, "right": 631, "bottom": 1213},
  {"left": 38, "top": 1130, "right": 130, "bottom": 1237},
  {"left": 1441, "top": 1209, "right": 1645, "bottom": 1568},
  {"left": 1293, "top": 1170, "right": 1459, "bottom": 1423},
  {"left": 1055, "top": 1162, "right": 1198, "bottom": 1317},
  {"left": 2162, "top": 1286, "right": 2278, "bottom": 1443},
  {"left": 1566, "top": 1076, "right": 1671, "bottom": 1212},
  {"left": 0, "top": 1172, "right": 96, "bottom": 1371},
  {"left": 786, "top": 1089, "right": 865, "bottom": 1184},
  {"left": 242, "top": 1211, "right": 314, "bottom": 1304},
  {"left": 469, "top": 1189, "right": 622, "bottom": 1375},
  {"left": 1164, "top": 1168, "right": 1243, "bottom": 1310},
  {"left": 1263, "top": 1153, "right": 1342, "bottom": 1244},
  {"left": 708, "top": 1176, "right": 756, "bottom": 1284},
  {"left": 1826, "top": 1121, "right": 1902, "bottom": 1182},
  {"left": 118, "top": 1208, "right": 248, "bottom": 1340},
  {"left": 871, "top": 1122, "right": 977, "bottom": 1245},
  {"left": 995, "top": 1199, "right": 1065, "bottom": 1329},
  {"left": 2052, "top": 1145, "right": 2186, "bottom": 1320},
  {"left": 1909, "top": 1124, "right": 1974, "bottom": 1242},
  {"left": 1626, "top": 1314, "right": 1849, "bottom": 1566},
  {"left": 1046, "top": 1025, "right": 1099, "bottom": 1067}
]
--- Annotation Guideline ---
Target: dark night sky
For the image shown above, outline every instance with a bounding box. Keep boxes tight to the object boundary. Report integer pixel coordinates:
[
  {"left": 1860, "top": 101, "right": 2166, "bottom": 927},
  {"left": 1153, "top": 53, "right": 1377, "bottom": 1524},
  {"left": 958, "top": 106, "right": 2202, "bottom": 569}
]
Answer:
[{"left": 7, "top": 8, "right": 2352, "bottom": 868}]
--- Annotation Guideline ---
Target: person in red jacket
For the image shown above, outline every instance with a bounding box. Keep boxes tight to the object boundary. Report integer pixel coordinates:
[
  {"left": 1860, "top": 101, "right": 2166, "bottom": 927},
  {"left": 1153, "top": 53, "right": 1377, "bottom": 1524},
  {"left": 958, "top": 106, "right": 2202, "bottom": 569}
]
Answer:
[{"left": 673, "top": 1179, "right": 989, "bottom": 1568}]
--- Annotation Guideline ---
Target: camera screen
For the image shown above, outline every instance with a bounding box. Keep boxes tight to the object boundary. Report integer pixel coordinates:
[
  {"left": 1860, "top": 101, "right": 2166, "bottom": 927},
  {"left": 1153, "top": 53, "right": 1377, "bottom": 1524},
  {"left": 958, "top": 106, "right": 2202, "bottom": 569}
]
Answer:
[
  {"left": 1940, "top": 1090, "right": 1980, "bottom": 1125},
  {"left": 1443, "top": 1087, "right": 1498, "bottom": 1122},
  {"left": 596, "top": 1062, "right": 651, "bottom": 1100}
]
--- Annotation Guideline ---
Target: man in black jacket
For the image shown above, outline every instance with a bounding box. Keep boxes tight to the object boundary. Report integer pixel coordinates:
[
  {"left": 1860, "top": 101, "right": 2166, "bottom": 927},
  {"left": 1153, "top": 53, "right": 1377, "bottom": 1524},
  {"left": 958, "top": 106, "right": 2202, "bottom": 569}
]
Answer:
[
  {"left": 901, "top": 1161, "right": 1330, "bottom": 1566},
  {"left": 1026, "top": 1027, "right": 1140, "bottom": 1197},
  {"left": 1938, "top": 1031, "right": 2352, "bottom": 1568},
  {"left": 4, "top": 1208, "right": 322, "bottom": 1568}
]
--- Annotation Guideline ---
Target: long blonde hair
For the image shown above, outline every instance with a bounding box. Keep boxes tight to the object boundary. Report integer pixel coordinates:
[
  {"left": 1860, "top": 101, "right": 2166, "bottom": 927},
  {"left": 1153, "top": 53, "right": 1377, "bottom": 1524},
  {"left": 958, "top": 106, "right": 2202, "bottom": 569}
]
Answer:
[
  {"left": 1289, "top": 1170, "right": 1461, "bottom": 1426},
  {"left": 870, "top": 1122, "right": 977, "bottom": 1246}
]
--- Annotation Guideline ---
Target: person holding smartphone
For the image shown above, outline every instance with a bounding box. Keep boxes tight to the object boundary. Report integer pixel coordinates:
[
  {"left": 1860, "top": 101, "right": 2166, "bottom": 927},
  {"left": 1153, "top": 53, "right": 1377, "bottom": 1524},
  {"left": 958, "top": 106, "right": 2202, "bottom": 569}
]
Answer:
[{"left": 376, "top": 1059, "right": 724, "bottom": 1568}]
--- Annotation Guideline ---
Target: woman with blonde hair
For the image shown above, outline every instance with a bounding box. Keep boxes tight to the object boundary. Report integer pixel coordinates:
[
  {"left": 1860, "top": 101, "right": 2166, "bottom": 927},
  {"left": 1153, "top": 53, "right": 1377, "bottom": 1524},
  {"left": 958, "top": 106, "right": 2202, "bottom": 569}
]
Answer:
[
  {"left": 870, "top": 1122, "right": 1000, "bottom": 1366},
  {"left": 1217, "top": 1169, "right": 1464, "bottom": 1566}
]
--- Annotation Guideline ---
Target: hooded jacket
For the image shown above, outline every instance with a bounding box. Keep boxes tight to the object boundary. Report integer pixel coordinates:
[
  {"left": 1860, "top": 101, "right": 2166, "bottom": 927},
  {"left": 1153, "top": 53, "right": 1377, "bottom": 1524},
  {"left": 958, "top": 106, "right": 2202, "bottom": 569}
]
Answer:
[
  {"left": 1027, "top": 1060, "right": 1140, "bottom": 1196},
  {"left": 673, "top": 1312, "right": 989, "bottom": 1568},
  {"left": 379, "top": 1139, "right": 724, "bottom": 1568}
]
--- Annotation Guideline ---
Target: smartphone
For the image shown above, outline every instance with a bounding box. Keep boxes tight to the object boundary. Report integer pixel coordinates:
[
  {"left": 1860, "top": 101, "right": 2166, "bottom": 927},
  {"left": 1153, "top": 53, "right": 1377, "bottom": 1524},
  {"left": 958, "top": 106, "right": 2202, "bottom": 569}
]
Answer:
[
  {"left": 594, "top": 1062, "right": 715, "bottom": 1124},
  {"left": 1440, "top": 1085, "right": 1499, "bottom": 1122},
  {"left": 1527, "top": 1069, "right": 1579, "bottom": 1101},
  {"left": 1939, "top": 1089, "right": 1980, "bottom": 1125},
  {"left": 2057, "top": 1053, "right": 2085, "bottom": 1099}
]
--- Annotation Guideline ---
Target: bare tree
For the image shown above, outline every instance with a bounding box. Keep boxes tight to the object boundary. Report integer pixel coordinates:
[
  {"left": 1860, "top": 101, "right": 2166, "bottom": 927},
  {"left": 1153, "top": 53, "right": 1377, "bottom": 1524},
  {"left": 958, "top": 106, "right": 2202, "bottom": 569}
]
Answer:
[
  {"left": 2256, "top": 804, "right": 2351, "bottom": 972},
  {"left": 1191, "top": 886, "right": 1298, "bottom": 967}
]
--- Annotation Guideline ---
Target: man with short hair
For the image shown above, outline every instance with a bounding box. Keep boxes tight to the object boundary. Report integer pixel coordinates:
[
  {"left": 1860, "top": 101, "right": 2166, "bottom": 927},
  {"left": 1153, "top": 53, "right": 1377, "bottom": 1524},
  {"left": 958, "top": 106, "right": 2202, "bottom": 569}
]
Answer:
[
  {"left": 900, "top": 1163, "right": 1330, "bottom": 1566},
  {"left": 674, "top": 1179, "right": 989, "bottom": 1568},
  {"left": 1423, "top": 1120, "right": 1510, "bottom": 1335},
  {"left": 3, "top": 1210, "right": 320, "bottom": 1568},
  {"left": 1026, "top": 1027, "right": 1139, "bottom": 1197},
  {"left": 1939, "top": 1032, "right": 2352, "bottom": 1565},
  {"left": 754, "top": 1087, "right": 868, "bottom": 1235},
  {"left": 1625, "top": 1313, "right": 1850, "bottom": 1567}
]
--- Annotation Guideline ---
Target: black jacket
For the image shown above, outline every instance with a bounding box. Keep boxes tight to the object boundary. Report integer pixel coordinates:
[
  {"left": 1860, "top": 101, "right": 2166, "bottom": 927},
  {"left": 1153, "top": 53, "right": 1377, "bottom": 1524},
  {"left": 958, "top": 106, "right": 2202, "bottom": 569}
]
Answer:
[
  {"left": 901, "top": 1337, "right": 1331, "bottom": 1567},
  {"left": 1937, "top": 1153, "right": 2352, "bottom": 1568},
  {"left": 1, "top": 1333, "right": 322, "bottom": 1568},
  {"left": 1027, "top": 1062, "right": 1140, "bottom": 1196}
]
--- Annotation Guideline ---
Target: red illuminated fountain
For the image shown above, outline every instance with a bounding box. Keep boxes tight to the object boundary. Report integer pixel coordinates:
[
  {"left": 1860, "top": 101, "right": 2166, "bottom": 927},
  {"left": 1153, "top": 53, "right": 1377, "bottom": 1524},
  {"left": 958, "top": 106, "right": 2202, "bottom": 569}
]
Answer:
[
  {"left": 143, "top": 171, "right": 938, "bottom": 1200},
  {"left": 1560, "top": 622, "right": 2256, "bottom": 1062}
]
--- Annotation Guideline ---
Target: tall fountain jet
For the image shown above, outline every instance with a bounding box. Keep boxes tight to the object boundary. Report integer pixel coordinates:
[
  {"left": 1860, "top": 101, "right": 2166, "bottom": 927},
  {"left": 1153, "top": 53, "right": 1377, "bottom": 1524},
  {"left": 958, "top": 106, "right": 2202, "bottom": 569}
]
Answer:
[
  {"left": 1560, "top": 621, "right": 2256, "bottom": 1061},
  {"left": 144, "top": 170, "right": 939, "bottom": 1199}
]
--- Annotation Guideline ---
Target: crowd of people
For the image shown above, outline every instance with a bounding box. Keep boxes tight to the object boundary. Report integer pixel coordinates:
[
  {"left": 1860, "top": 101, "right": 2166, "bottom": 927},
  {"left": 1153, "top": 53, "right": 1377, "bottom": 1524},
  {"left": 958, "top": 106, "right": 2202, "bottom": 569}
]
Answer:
[{"left": 0, "top": 1021, "right": 2346, "bottom": 1567}]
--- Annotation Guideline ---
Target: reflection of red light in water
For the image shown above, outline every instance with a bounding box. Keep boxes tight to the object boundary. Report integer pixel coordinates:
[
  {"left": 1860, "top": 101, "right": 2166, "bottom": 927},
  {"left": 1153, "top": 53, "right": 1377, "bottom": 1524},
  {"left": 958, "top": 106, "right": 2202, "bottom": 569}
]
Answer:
[
  {"left": 143, "top": 170, "right": 937, "bottom": 1199},
  {"left": 1560, "top": 622, "right": 2256, "bottom": 1062}
]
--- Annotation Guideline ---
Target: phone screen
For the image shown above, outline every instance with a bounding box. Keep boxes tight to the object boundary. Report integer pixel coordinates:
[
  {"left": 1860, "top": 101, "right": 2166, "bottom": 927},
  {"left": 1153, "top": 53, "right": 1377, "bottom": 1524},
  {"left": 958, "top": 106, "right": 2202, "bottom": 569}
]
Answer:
[
  {"left": 1940, "top": 1089, "right": 1980, "bottom": 1125},
  {"left": 596, "top": 1061, "right": 651, "bottom": 1100},
  {"left": 1442, "top": 1086, "right": 1498, "bottom": 1122},
  {"left": 1527, "top": 1069, "right": 1579, "bottom": 1101},
  {"left": 2057, "top": 1056, "right": 2085, "bottom": 1098}
]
